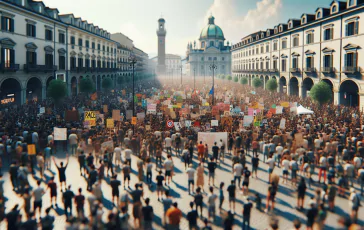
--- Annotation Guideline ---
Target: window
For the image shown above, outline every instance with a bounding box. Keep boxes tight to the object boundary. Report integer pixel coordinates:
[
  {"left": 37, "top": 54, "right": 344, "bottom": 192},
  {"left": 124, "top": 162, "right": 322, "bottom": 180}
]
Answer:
[
  {"left": 256, "top": 47, "right": 259, "bottom": 54},
  {"left": 266, "top": 44, "right": 269, "bottom": 52},
  {"left": 256, "top": 62, "right": 259, "bottom": 69},
  {"left": 260, "top": 61, "right": 263, "bottom": 70},
  {"left": 261, "top": 46, "right": 264, "bottom": 53},
  {"left": 91, "top": 60, "right": 96, "bottom": 68},
  {"left": 85, "top": 58, "right": 90, "bottom": 68},
  {"left": 1, "top": 16, "right": 14, "bottom": 32},
  {"left": 273, "top": 60, "right": 277, "bottom": 69},
  {"left": 201, "top": 65, "right": 204, "bottom": 70},
  {"left": 302, "top": 17, "right": 306, "bottom": 24},
  {"left": 324, "top": 28, "right": 333, "bottom": 40},
  {"left": 78, "top": 38, "right": 83, "bottom": 47},
  {"left": 78, "top": 58, "right": 83, "bottom": 68},
  {"left": 317, "top": 12, "right": 321, "bottom": 19},
  {"left": 208, "top": 57, "right": 212, "bottom": 61},
  {"left": 26, "top": 24, "right": 36, "bottom": 37},
  {"left": 252, "top": 49, "right": 255, "bottom": 55},
  {"left": 219, "top": 42, "right": 223, "bottom": 48},
  {"left": 98, "top": 44, "right": 101, "bottom": 50},
  {"left": 102, "top": 45, "right": 105, "bottom": 51},
  {"left": 265, "top": 61, "right": 269, "bottom": 69},
  {"left": 59, "top": 33, "right": 65, "bottom": 44},
  {"left": 213, "top": 57, "right": 217, "bottom": 61},
  {"left": 222, "top": 57, "right": 225, "bottom": 61},
  {"left": 306, "top": 33, "right": 314, "bottom": 44},
  {"left": 282, "top": 40, "right": 287, "bottom": 49},
  {"left": 306, "top": 57, "right": 313, "bottom": 68},
  {"left": 349, "top": 0, "right": 355, "bottom": 6},
  {"left": 26, "top": 51, "right": 37, "bottom": 65},
  {"left": 70, "top": 36, "right": 75, "bottom": 45},
  {"left": 107, "top": 46, "right": 109, "bottom": 52},
  {"left": 201, "top": 42, "right": 205, "bottom": 48},
  {"left": 344, "top": 52, "right": 357, "bottom": 67},
  {"left": 201, "top": 57, "right": 204, "bottom": 61},
  {"left": 45, "top": 53, "right": 53, "bottom": 67},
  {"left": 332, "top": 5, "right": 337, "bottom": 13},
  {"left": 346, "top": 21, "right": 359, "bottom": 36},
  {"left": 282, "top": 59, "right": 287, "bottom": 72},
  {"left": 323, "top": 55, "right": 333, "bottom": 67},
  {"left": 70, "top": 57, "right": 76, "bottom": 69},
  {"left": 59, "top": 55, "right": 65, "bottom": 70},
  {"left": 210, "top": 41, "right": 214, "bottom": 47},
  {"left": 292, "top": 57, "right": 298, "bottom": 68},
  {"left": 293, "top": 37, "right": 299, "bottom": 47},
  {"left": 86, "top": 40, "right": 89, "bottom": 48},
  {"left": 45, "top": 29, "right": 53, "bottom": 41},
  {"left": 273, "top": 42, "right": 278, "bottom": 51},
  {"left": 92, "top": 42, "right": 95, "bottom": 49}
]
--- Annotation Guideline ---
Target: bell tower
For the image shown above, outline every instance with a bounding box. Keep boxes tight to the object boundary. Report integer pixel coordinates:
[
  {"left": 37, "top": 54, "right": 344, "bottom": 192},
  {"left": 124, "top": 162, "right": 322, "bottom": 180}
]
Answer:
[{"left": 157, "top": 17, "right": 166, "bottom": 74}]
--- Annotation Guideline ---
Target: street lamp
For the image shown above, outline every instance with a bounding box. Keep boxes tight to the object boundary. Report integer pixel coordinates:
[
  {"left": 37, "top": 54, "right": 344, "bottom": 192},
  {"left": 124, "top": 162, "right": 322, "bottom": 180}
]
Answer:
[
  {"left": 210, "top": 60, "right": 217, "bottom": 105},
  {"left": 193, "top": 68, "right": 196, "bottom": 91},
  {"left": 128, "top": 53, "right": 137, "bottom": 117}
]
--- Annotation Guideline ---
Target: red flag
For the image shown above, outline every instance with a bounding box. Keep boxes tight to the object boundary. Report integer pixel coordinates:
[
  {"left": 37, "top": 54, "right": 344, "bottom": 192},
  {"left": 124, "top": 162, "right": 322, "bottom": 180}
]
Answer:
[{"left": 193, "top": 121, "right": 200, "bottom": 127}]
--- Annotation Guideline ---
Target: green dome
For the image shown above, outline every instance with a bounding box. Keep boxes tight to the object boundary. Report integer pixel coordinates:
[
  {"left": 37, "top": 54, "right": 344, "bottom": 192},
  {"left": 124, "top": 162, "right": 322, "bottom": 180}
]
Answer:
[{"left": 200, "top": 16, "right": 225, "bottom": 40}]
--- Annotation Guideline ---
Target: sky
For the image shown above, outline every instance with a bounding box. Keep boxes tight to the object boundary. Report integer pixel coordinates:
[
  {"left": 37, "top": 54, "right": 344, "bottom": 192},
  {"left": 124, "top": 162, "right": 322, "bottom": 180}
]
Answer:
[{"left": 41, "top": 0, "right": 335, "bottom": 58}]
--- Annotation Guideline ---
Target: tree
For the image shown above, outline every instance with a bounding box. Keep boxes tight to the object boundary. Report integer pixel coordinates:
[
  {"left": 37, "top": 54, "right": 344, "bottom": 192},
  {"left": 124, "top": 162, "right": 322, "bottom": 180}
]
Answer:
[
  {"left": 227, "top": 75, "right": 232, "bottom": 81},
  {"left": 79, "top": 77, "right": 95, "bottom": 94},
  {"left": 309, "top": 81, "right": 332, "bottom": 105},
  {"left": 233, "top": 76, "right": 239, "bottom": 82},
  {"left": 221, "top": 74, "right": 226, "bottom": 80},
  {"left": 47, "top": 79, "right": 67, "bottom": 102},
  {"left": 252, "top": 78, "right": 263, "bottom": 88},
  {"left": 240, "top": 77, "right": 248, "bottom": 85},
  {"left": 102, "top": 77, "right": 113, "bottom": 90},
  {"left": 266, "top": 78, "right": 278, "bottom": 92}
]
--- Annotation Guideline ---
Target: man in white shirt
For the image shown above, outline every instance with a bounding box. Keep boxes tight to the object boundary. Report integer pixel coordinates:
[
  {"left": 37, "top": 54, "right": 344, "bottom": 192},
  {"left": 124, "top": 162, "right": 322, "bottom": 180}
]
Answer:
[
  {"left": 123, "top": 135, "right": 130, "bottom": 148},
  {"left": 233, "top": 162, "right": 243, "bottom": 188},
  {"left": 124, "top": 148, "right": 132, "bottom": 166},
  {"left": 68, "top": 133, "right": 78, "bottom": 155},
  {"left": 266, "top": 154, "right": 275, "bottom": 183},
  {"left": 281, "top": 157, "right": 290, "bottom": 184},
  {"left": 207, "top": 186, "right": 217, "bottom": 220},
  {"left": 349, "top": 188, "right": 360, "bottom": 221},
  {"left": 275, "top": 143, "right": 284, "bottom": 167},
  {"left": 32, "top": 180, "right": 45, "bottom": 218},
  {"left": 186, "top": 164, "right": 196, "bottom": 194},
  {"left": 164, "top": 155, "right": 174, "bottom": 186},
  {"left": 165, "top": 136, "right": 172, "bottom": 155},
  {"left": 114, "top": 145, "right": 122, "bottom": 167},
  {"left": 358, "top": 166, "right": 364, "bottom": 195},
  {"left": 318, "top": 154, "right": 327, "bottom": 184}
]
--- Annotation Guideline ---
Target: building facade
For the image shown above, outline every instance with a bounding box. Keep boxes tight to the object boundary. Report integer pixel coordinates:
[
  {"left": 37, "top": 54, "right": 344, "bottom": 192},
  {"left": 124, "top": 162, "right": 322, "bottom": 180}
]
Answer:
[
  {"left": 156, "top": 18, "right": 166, "bottom": 75},
  {"left": 111, "top": 33, "right": 133, "bottom": 78},
  {"left": 185, "top": 16, "right": 231, "bottom": 78},
  {"left": 151, "top": 54, "right": 181, "bottom": 75},
  {"left": 232, "top": 0, "right": 364, "bottom": 108},
  {"left": 0, "top": 0, "right": 148, "bottom": 105},
  {"left": 132, "top": 47, "right": 149, "bottom": 77}
]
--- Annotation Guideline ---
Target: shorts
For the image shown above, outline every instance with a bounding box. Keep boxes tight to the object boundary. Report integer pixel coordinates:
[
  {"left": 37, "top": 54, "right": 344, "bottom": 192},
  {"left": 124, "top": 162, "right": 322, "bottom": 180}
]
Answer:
[
  {"left": 252, "top": 166, "right": 258, "bottom": 173},
  {"left": 242, "top": 181, "right": 249, "bottom": 187},
  {"left": 283, "top": 170, "right": 288, "bottom": 175},
  {"left": 112, "top": 190, "right": 119, "bottom": 197},
  {"left": 291, "top": 170, "right": 297, "bottom": 179},
  {"left": 50, "top": 191, "right": 57, "bottom": 198},
  {"left": 188, "top": 180, "right": 194, "bottom": 186},
  {"left": 209, "top": 172, "right": 215, "bottom": 178},
  {"left": 298, "top": 193, "right": 305, "bottom": 199},
  {"left": 229, "top": 197, "right": 236, "bottom": 202},
  {"left": 268, "top": 168, "right": 273, "bottom": 174},
  {"left": 34, "top": 200, "right": 42, "bottom": 210},
  {"left": 124, "top": 175, "right": 130, "bottom": 181},
  {"left": 165, "top": 170, "right": 171, "bottom": 176},
  {"left": 157, "top": 185, "right": 164, "bottom": 192}
]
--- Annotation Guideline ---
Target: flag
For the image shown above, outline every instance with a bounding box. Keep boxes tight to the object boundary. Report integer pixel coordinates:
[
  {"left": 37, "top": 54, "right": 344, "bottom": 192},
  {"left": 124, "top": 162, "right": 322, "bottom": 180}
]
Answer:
[{"left": 209, "top": 86, "right": 214, "bottom": 95}]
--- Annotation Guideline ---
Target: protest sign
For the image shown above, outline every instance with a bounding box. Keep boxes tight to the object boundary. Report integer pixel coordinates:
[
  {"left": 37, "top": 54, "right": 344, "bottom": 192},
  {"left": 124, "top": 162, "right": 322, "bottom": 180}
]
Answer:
[
  {"left": 65, "top": 110, "right": 79, "bottom": 121},
  {"left": 185, "top": 120, "right": 192, "bottom": 128},
  {"left": 112, "top": 110, "right": 120, "bottom": 121},
  {"left": 103, "top": 105, "right": 108, "bottom": 113},
  {"left": 295, "top": 133, "right": 304, "bottom": 147},
  {"left": 243, "top": 116, "right": 253, "bottom": 126},
  {"left": 147, "top": 104, "right": 157, "bottom": 114},
  {"left": 211, "top": 120, "right": 219, "bottom": 126},
  {"left": 276, "top": 106, "right": 283, "bottom": 114},
  {"left": 39, "top": 107, "right": 45, "bottom": 114},
  {"left": 279, "top": 118, "right": 286, "bottom": 129},
  {"left": 28, "top": 144, "right": 36, "bottom": 155},
  {"left": 198, "top": 132, "right": 228, "bottom": 152},
  {"left": 131, "top": 117, "right": 137, "bottom": 125},
  {"left": 106, "top": 119, "right": 114, "bottom": 129},
  {"left": 84, "top": 111, "right": 96, "bottom": 126},
  {"left": 54, "top": 127, "right": 67, "bottom": 140},
  {"left": 101, "top": 141, "right": 114, "bottom": 152},
  {"left": 137, "top": 112, "right": 145, "bottom": 120},
  {"left": 126, "top": 110, "right": 133, "bottom": 120}
]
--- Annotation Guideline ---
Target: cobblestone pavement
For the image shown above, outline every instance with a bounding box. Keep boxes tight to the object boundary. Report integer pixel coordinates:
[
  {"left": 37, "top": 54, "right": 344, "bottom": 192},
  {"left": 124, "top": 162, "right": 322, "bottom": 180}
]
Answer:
[{"left": 1, "top": 148, "right": 363, "bottom": 230}]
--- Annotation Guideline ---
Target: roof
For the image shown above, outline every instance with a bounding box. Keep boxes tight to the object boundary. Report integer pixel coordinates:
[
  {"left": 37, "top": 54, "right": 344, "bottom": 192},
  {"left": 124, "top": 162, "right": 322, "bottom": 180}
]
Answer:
[{"left": 199, "top": 15, "right": 225, "bottom": 40}]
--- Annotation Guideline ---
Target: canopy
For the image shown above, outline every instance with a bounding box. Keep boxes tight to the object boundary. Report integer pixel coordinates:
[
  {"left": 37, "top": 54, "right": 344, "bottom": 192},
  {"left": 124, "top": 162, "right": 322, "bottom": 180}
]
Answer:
[{"left": 296, "top": 105, "right": 314, "bottom": 115}]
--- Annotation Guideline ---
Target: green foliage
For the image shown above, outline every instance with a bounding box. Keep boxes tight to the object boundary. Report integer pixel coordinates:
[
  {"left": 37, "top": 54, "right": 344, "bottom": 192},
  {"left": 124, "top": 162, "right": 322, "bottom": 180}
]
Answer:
[
  {"left": 221, "top": 74, "right": 226, "bottom": 79},
  {"left": 227, "top": 75, "right": 232, "bottom": 81},
  {"left": 79, "top": 77, "right": 95, "bottom": 94},
  {"left": 266, "top": 78, "right": 278, "bottom": 92},
  {"left": 47, "top": 79, "right": 67, "bottom": 102},
  {"left": 240, "top": 77, "right": 248, "bottom": 85},
  {"left": 309, "top": 81, "right": 332, "bottom": 105},
  {"left": 233, "top": 76, "right": 239, "bottom": 82},
  {"left": 102, "top": 77, "right": 113, "bottom": 90},
  {"left": 252, "top": 78, "right": 263, "bottom": 88}
]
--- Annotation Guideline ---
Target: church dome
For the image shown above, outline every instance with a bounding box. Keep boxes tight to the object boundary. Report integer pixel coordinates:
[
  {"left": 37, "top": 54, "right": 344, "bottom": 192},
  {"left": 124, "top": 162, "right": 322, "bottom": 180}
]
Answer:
[
  {"left": 158, "top": 18, "right": 165, "bottom": 23},
  {"left": 200, "top": 16, "right": 225, "bottom": 40}
]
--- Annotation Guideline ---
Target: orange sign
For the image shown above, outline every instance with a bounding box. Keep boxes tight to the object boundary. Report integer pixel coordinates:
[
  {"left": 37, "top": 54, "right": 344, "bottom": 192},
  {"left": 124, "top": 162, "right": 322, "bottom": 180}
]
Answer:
[
  {"left": 131, "top": 116, "right": 137, "bottom": 125},
  {"left": 28, "top": 144, "right": 36, "bottom": 155}
]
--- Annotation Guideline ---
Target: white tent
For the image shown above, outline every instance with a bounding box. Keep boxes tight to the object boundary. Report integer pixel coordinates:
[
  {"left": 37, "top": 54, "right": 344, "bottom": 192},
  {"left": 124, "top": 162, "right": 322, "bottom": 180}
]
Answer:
[{"left": 296, "top": 105, "right": 314, "bottom": 115}]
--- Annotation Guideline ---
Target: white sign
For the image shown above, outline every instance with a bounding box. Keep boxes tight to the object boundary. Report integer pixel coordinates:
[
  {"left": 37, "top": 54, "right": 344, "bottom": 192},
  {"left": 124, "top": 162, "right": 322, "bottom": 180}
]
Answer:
[
  {"left": 243, "top": 116, "right": 254, "bottom": 126},
  {"left": 279, "top": 118, "right": 286, "bottom": 130},
  {"left": 211, "top": 120, "right": 219, "bottom": 126},
  {"left": 39, "top": 107, "right": 45, "bottom": 114},
  {"left": 185, "top": 120, "right": 192, "bottom": 128},
  {"left": 147, "top": 104, "right": 157, "bottom": 114},
  {"left": 276, "top": 106, "right": 283, "bottom": 114},
  {"left": 174, "top": 122, "right": 181, "bottom": 131},
  {"left": 198, "top": 132, "right": 228, "bottom": 152},
  {"left": 54, "top": 127, "right": 67, "bottom": 140}
]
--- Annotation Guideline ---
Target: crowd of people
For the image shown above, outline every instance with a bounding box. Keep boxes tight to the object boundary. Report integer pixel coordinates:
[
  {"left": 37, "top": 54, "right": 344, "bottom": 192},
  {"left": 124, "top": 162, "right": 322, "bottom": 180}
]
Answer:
[{"left": 0, "top": 76, "right": 363, "bottom": 229}]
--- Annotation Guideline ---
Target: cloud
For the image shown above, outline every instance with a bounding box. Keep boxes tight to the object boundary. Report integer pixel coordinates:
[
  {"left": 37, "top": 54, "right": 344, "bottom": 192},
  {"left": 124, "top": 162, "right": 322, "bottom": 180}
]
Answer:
[{"left": 204, "top": 0, "right": 282, "bottom": 44}]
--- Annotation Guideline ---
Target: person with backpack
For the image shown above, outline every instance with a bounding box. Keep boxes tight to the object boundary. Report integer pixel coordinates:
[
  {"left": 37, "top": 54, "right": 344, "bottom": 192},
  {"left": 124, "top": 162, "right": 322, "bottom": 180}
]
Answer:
[
  {"left": 349, "top": 188, "right": 361, "bottom": 222},
  {"left": 290, "top": 157, "right": 299, "bottom": 186},
  {"left": 40, "top": 207, "right": 55, "bottom": 230},
  {"left": 242, "top": 166, "right": 251, "bottom": 196}
]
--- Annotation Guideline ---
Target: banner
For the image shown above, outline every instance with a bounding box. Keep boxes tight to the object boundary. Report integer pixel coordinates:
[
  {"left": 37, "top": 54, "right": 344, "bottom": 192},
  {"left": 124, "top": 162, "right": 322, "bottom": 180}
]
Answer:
[
  {"left": 147, "top": 104, "right": 157, "bottom": 114},
  {"left": 243, "top": 116, "right": 254, "bottom": 126},
  {"left": 101, "top": 141, "right": 114, "bottom": 152},
  {"left": 281, "top": 102, "right": 289, "bottom": 108},
  {"left": 276, "top": 106, "right": 283, "bottom": 114},
  {"left": 137, "top": 112, "right": 145, "bottom": 120},
  {"left": 84, "top": 111, "right": 96, "bottom": 126},
  {"left": 106, "top": 119, "right": 114, "bottom": 129},
  {"left": 279, "top": 118, "right": 286, "bottom": 129},
  {"left": 211, "top": 120, "right": 219, "bottom": 126},
  {"left": 54, "top": 127, "right": 67, "bottom": 140},
  {"left": 198, "top": 132, "right": 228, "bottom": 152},
  {"left": 28, "top": 144, "right": 36, "bottom": 155},
  {"left": 131, "top": 117, "right": 137, "bottom": 125},
  {"left": 126, "top": 110, "right": 133, "bottom": 120},
  {"left": 112, "top": 110, "right": 120, "bottom": 121},
  {"left": 174, "top": 122, "right": 181, "bottom": 131}
]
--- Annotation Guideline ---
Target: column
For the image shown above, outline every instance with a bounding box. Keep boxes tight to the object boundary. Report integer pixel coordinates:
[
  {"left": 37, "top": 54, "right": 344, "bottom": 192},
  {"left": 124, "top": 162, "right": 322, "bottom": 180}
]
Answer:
[
  {"left": 333, "top": 90, "right": 340, "bottom": 105},
  {"left": 359, "top": 92, "right": 364, "bottom": 112},
  {"left": 21, "top": 88, "right": 26, "bottom": 105},
  {"left": 287, "top": 84, "right": 291, "bottom": 96},
  {"left": 41, "top": 84, "right": 46, "bottom": 100},
  {"left": 67, "top": 83, "right": 72, "bottom": 96},
  {"left": 298, "top": 84, "right": 303, "bottom": 98}
]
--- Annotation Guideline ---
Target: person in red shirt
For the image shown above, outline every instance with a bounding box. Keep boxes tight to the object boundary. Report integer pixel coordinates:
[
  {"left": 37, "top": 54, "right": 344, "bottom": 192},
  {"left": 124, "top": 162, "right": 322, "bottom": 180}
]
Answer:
[
  {"left": 197, "top": 141, "right": 205, "bottom": 162},
  {"left": 166, "top": 202, "right": 182, "bottom": 229},
  {"left": 252, "top": 140, "right": 259, "bottom": 157}
]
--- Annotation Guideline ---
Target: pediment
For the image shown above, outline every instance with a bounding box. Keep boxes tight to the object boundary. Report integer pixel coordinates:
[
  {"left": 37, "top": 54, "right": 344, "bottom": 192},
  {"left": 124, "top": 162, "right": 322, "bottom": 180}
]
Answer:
[
  {"left": 322, "top": 47, "right": 335, "bottom": 53},
  {"left": 25, "top": 42, "right": 38, "bottom": 50},
  {"left": 0, "top": 38, "right": 16, "bottom": 47},
  {"left": 58, "top": 48, "right": 66, "bottom": 54},
  {"left": 204, "top": 46, "right": 220, "bottom": 53},
  {"left": 281, "top": 54, "right": 288, "bottom": 58},
  {"left": 70, "top": 51, "right": 77, "bottom": 56},
  {"left": 305, "top": 50, "right": 316, "bottom": 55},
  {"left": 44, "top": 46, "right": 54, "bottom": 53},
  {"left": 343, "top": 43, "right": 360, "bottom": 50},
  {"left": 291, "top": 52, "right": 300, "bottom": 57}
]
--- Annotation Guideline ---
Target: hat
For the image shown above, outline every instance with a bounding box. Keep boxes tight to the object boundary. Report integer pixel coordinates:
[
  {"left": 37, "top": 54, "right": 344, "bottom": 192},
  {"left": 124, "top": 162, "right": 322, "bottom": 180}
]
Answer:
[{"left": 350, "top": 188, "right": 356, "bottom": 193}]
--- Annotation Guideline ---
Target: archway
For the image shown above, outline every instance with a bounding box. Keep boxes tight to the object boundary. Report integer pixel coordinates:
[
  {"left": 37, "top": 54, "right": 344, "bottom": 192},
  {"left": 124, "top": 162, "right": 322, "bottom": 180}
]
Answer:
[
  {"left": 71, "top": 77, "right": 77, "bottom": 96},
  {"left": 97, "top": 75, "right": 101, "bottom": 91},
  {"left": 339, "top": 80, "right": 359, "bottom": 107},
  {"left": 302, "top": 78, "right": 314, "bottom": 98},
  {"left": 46, "top": 76, "right": 55, "bottom": 97},
  {"left": 264, "top": 76, "right": 269, "bottom": 88},
  {"left": 26, "top": 77, "right": 42, "bottom": 102},
  {"left": 260, "top": 75, "right": 264, "bottom": 82},
  {"left": 289, "top": 77, "right": 299, "bottom": 96},
  {"left": 279, "top": 77, "right": 287, "bottom": 93},
  {"left": 0, "top": 78, "right": 21, "bottom": 105},
  {"left": 321, "top": 79, "right": 334, "bottom": 103}
]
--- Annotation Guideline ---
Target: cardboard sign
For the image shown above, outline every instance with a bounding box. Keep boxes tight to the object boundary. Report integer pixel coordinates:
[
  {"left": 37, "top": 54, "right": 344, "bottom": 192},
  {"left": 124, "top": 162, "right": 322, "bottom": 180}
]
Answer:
[
  {"left": 126, "top": 110, "right": 133, "bottom": 120},
  {"left": 103, "top": 105, "right": 108, "bottom": 113},
  {"left": 279, "top": 118, "right": 286, "bottom": 130},
  {"left": 39, "top": 107, "right": 45, "bottom": 114},
  {"left": 112, "top": 110, "right": 121, "bottom": 121},
  {"left": 281, "top": 102, "right": 289, "bottom": 108},
  {"left": 106, "top": 119, "right": 114, "bottom": 129},
  {"left": 131, "top": 117, "right": 137, "bottom": 125},
  {"left": 211, "top": 120, "right": 219, "bottom": 126},
  {"left": 54, "top": 127, "right": 67, "bottom": 140},
  {"left": 185, "top": 120, "right": 192, "bottom": 128},
  {"left": 243, "top": 116, "right": 253, "bottom": 126},
  {"left": 147, "top": 104, "right": 157, "bottom": 114},
  {"left": 137, "top": 112, "right": 145, "bottom": 120},
  {"left": 145, "top": 125, "right": 151, "bottom": 130},
  {"left": 28, "top": 144, "right": 36, "bottom": 155},
  {"left": 84, "top": 111, "right": 96, "bottom": 126},
  {"left": 174, "top": 122, "right": 181, "bottom": 131},
  {"left": 65, "top": 110, "right": 79, "bottom": 121}
]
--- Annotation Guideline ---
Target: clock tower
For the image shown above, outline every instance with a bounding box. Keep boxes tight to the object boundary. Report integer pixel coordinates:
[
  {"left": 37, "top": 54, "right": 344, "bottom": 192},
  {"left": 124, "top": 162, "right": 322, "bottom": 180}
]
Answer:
[{"left": 157, "top": 18, "right": 166, "bottom": 74}]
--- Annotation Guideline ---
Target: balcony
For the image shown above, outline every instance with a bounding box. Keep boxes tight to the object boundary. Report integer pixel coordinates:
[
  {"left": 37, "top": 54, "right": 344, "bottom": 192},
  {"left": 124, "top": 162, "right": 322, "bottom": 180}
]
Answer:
[
  {"left": 0, "top": 63, "right": 20, "bottom": 72},
  {"left": 24, "top": 64, "right": 57, "bottom": 73},
  {"left": 290, "top": 68, "right": 300, "bottom": 73},
  {"left": 269, "top": 68, "right": 278, "bottom": 73},
  {"left": 262, "top": 69, "right": 269, "bottom": 72},
  {"left": 321, "top": 67, "right": 335, "bottom": 73},
  {"left": 303, "top": 67, "right": 316, "bottom": 73},
  {"left": 342, "top": 66, "right": 360, "bottom": 74}
]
